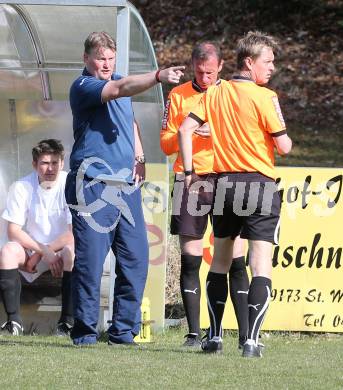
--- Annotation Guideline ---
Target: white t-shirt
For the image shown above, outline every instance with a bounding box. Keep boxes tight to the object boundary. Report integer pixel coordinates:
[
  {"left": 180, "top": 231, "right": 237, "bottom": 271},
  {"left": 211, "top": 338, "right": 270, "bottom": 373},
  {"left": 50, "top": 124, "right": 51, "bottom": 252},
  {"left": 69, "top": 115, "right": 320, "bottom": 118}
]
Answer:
[{"left": 2, "top": 171, "right": 72, "bottom": 244}]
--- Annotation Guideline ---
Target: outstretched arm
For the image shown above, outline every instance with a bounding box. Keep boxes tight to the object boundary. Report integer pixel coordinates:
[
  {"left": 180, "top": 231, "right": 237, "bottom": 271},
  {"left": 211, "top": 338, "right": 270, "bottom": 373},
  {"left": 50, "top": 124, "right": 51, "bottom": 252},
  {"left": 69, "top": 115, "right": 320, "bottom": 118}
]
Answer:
[{"left": 101, "top": 66, "right": 185, "bottom": 102}]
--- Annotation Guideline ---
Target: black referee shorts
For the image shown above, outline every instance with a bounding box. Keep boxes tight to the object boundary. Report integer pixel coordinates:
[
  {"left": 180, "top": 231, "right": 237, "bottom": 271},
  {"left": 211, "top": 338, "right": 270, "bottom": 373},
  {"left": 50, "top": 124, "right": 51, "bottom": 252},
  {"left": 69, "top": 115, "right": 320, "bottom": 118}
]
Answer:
[
  {"left": 212, "top": 172, "right": 281, "bottom": 244},
  {"left": 170, "top": 173, "right": 217, "bottom": 238}
]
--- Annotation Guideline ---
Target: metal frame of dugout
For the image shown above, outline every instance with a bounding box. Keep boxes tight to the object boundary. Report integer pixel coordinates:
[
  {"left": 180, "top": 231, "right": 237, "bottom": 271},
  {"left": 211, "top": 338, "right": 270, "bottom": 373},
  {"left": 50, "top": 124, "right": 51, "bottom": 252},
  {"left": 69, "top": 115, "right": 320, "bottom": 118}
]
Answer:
[{"left": 0, "top": 0, "right": 168, "bottom": 335}]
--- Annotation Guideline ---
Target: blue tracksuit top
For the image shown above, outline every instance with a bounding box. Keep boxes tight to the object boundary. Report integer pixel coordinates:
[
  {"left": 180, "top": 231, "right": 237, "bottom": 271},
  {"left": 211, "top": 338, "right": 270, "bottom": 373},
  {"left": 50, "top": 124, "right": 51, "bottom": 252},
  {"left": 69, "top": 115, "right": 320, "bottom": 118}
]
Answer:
[{"left": 69, "top": 68, "right": 135, "bottom": 183}]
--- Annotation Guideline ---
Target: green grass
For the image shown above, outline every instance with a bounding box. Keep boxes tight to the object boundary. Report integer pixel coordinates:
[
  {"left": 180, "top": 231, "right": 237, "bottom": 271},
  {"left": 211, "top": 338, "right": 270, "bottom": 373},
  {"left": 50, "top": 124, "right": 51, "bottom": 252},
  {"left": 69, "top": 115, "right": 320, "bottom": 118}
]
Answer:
[
  {"left": 0, "top": 329, "right": 342, "bottom": 389},
  {"left": 276, "top": 126, "right": 342, "bottom": 168}
]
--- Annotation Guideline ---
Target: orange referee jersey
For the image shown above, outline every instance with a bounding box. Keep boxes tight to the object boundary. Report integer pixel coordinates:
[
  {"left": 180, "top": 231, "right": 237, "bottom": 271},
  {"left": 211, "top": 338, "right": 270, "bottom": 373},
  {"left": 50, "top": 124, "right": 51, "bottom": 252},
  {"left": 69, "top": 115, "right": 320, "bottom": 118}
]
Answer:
[
  {"left": 160, "top": 80, "right": 220, "bottom": 174},
  {"left": 189, "top": 77, "right": 287, "bottom": 179}
]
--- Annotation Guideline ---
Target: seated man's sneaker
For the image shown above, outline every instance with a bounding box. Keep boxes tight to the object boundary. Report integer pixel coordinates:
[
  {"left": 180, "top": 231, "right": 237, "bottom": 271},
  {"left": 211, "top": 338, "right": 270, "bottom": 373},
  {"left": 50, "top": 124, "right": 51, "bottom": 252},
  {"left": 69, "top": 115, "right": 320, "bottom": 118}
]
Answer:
[
  {"left": 56, "top": 322, "right": 73, "bottom": 337},
  {"left": 242, "top": 342, "right": 262, "bottom": 358},
  {"left": 201, "top": 335, "right": 223, "bottom": 354},
  {"left": 182, "top": 333, "right": 201, "bottom": 348},
  {"left": 0, "top": 321, "right": 24, "bottom": 336}
]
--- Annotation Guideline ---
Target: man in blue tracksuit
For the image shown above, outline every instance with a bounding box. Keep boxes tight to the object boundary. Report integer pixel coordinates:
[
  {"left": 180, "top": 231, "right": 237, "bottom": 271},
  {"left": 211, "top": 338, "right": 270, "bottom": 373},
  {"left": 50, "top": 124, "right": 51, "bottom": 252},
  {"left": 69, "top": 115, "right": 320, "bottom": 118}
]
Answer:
[{"left": 66, "top": 31, "right": 184, "bottom": 345}]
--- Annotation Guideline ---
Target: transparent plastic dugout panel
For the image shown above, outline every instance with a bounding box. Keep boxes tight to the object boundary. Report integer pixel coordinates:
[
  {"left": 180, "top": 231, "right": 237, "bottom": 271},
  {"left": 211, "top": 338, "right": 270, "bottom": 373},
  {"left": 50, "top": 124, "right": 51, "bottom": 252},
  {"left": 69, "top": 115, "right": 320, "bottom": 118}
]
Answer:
[
  {"left": 0, "top": 3, "right": 118, "bottom": 245},
  {"left": 0, "top": 1, "right": 168, "bottom": 330},
  {"left": 23, "top": 5, "right": 117, "bottom": 67},
  {"left": 129, "top": 7, "right": 164, "bottom": 163}
]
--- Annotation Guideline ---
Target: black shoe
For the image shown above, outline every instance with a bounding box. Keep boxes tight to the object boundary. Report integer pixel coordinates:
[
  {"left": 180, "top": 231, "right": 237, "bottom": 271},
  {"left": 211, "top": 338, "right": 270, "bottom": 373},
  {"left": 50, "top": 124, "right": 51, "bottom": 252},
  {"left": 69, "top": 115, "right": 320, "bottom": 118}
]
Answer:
[
  {"left": 242, "top": 343, "right": 262, "bottom": 358},
  {"left": 183, "top": 334, "right": 201, "bottom": 348},
  {"left": 56, "top": 322, "right": 73, "bottom": 337},
  {"left": 0, "top": 321, "right": 24, "bottom": 336},
  {"left": 201, "top": 335, "right": 223, "bottom": 354},
  {"left": 108, "top": 339, "right": 139, "bottom": 347}
]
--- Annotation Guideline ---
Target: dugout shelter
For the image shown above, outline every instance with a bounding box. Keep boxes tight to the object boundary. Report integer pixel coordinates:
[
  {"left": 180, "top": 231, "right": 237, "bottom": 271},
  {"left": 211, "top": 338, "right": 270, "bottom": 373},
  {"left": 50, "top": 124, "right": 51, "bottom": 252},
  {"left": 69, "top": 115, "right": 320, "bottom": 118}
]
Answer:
[{"left": 0, "top": 0, "right": 168, "bottom": 334}]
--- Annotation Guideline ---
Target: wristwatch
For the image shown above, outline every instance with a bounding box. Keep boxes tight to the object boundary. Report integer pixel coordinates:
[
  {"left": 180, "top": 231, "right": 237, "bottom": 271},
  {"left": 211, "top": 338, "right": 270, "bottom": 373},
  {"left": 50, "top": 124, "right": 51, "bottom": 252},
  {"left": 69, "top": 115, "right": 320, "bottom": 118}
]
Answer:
[
  {"left": 184, "top": 170, "right": 193, "bottom": 176},
  {"left": 135, "top": 155, "right": 146, "bottom": 164}
]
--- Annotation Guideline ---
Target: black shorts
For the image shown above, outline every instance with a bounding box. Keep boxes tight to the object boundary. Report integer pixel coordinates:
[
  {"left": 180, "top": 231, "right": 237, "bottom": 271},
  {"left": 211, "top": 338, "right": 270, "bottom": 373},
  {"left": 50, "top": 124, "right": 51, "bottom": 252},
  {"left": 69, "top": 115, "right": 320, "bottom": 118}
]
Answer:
[
  {"left": 212, "top": 172, "right": 281, "bottom": 244},
  {"left": 170, "top": 173, "right": 217, "bottom": 238}
]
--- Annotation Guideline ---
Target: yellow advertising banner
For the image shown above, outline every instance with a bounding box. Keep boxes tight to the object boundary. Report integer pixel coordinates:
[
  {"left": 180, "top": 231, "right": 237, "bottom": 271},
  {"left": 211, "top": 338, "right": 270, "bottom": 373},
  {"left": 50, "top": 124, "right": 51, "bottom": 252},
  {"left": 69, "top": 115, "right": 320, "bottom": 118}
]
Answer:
[
  {"left": 141, "top": 163, "right": 169, "bottom": 330},
  {"left": 200, "top": 167, "right": 343, "bottom": 332}
]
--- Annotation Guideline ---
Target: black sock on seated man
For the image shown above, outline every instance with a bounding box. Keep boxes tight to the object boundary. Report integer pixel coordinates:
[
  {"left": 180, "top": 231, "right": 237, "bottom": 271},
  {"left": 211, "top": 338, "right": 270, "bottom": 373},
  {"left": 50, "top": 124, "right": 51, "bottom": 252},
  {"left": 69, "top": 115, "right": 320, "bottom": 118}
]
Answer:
[
  {"left": 0, "top": 268, "right": 23, "bottom": 333},
  {"left": 0, "top": 268, "right": 74, "bottom": 335},
  {"left": 59, "top": 270, "right": 73, "bottom": 326}
]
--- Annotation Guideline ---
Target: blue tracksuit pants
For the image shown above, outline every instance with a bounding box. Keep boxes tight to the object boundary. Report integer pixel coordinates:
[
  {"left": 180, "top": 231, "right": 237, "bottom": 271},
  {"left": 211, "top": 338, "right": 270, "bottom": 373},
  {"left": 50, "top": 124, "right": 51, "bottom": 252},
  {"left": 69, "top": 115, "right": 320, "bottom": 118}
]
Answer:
[{"left": 66, "top": 175, "right": 149, "bottom": 345}]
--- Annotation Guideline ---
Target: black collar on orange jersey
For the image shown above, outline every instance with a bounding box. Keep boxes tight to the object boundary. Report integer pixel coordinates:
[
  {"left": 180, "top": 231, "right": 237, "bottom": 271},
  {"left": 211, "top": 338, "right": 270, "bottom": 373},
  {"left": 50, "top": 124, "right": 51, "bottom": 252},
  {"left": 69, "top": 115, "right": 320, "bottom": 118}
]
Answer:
[
  {"left": 232, "top": 75, "right": 254, "bottom": 82},
  {"left": 191, "top": 79, "right": 221, "bottom": 92}
]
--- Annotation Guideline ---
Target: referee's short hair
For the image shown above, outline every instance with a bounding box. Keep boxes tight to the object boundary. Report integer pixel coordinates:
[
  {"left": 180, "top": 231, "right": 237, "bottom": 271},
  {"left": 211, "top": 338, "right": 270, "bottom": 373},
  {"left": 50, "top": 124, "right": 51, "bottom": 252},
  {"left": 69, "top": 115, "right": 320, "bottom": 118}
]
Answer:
[
  {"left": 32, "top": 139, "right": 65, "bottom": 162},
  {"left": 236, "top": 31, "right": 279, "bottom": 70},
  {"left": 191, "top": 41, "right": 222, "bottom": 64}
]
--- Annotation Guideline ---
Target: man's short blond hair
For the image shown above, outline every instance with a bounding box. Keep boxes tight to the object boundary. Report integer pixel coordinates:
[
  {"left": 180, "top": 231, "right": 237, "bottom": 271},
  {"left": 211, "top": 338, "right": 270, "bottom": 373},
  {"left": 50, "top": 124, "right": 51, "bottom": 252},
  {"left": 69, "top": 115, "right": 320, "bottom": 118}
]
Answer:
[
  {"left": 236, "top": 31, "right": 279, "bottom": 70},
  {"left": 84, "top": 31, "right": 116, "bottom": 54}
]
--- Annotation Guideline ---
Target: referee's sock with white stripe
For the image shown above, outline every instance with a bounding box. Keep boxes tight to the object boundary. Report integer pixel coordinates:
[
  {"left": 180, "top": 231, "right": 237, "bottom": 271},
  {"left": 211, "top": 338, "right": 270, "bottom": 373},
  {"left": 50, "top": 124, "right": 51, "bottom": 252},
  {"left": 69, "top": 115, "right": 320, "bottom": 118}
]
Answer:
[
  {"left": 247, "top": 276, "right": 271, "bottom": 345},
  {"left": 0, "top": 268, "right": 22, "bottom": 324},
  {"left": 229, "top": 256, "right": 249, "bottom": 344},
  {"left": 206, "top": 271, "right": 228, "bottom": 339},
  {"left": 180, "top": 254, "right": 202, "bottom": 336}
]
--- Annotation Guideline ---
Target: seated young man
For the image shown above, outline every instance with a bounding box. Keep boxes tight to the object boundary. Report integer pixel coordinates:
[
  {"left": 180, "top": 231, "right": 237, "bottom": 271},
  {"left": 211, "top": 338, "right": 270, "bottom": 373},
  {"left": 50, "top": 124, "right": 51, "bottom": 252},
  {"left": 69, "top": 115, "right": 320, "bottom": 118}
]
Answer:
[{"left": 0, "top": 139, "right": 74, "bottom": 336}]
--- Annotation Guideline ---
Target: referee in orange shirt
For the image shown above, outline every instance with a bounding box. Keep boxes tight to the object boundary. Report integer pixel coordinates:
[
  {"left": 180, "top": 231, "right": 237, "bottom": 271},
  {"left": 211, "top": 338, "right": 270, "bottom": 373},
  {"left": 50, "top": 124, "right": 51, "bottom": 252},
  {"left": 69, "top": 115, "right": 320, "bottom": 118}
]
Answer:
[
  {"left": 161, "top": 42, "right": 250, "bottom": 348},
  {"left": 179, "top": 32, "right": 292, "bottom": 357}
]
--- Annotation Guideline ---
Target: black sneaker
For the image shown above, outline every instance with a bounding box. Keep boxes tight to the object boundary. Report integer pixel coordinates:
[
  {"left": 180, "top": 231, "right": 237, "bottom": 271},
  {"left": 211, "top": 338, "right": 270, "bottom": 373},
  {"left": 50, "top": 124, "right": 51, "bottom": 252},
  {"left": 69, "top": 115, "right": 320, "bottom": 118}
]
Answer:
[
  {"left": 0, "top": 321, "right": 24, "bottom": 336},
  {"left": 56, "top": 322, "right": 73, "bottom": 337},
  {"left": 201, "top": 335, "right": 223, "bottom": 354},
  {"left": 242, "top": 342, "right": 262, "bottom": 358},
  {"left": 183, "top": 334, "right": 201, "bottom": 348}
]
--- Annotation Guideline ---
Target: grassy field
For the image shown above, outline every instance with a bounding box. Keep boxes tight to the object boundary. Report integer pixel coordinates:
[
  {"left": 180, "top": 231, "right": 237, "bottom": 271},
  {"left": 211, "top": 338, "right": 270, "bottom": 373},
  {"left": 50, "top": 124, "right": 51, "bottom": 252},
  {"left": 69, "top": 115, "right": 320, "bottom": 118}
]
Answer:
[
  {"left": 0, "top": 329, "right": 342, "bottom": 390},
  {"left": 276, "top": 126, "right": 343, "bottom": 168}
]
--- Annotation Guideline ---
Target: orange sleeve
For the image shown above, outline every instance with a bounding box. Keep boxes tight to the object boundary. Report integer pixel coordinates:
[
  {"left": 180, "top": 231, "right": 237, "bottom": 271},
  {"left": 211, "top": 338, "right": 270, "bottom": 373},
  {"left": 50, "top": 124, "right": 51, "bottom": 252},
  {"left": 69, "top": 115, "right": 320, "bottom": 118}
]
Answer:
[
  {"left": 160, "top": 91, "right": 181, "bottom": 155},
  {"left": 262, "top": 93, "right": 287, "bottom": 134}
]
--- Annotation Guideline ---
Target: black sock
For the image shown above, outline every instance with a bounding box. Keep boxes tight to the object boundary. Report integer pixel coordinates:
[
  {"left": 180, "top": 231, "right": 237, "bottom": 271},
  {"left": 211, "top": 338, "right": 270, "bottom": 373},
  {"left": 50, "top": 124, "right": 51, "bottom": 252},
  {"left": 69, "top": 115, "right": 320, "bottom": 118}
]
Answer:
[
  {"left": 206, "top": 271, "right": 228, "bottom": 338},
  {"left": 59, "top": 271, "right": 73, "bottom": 325},
  {"left": 0, "top": 268, "right": 22, "bottom": 324},
  {"left": 229, "top": 256, "right": 249, "bottom": 344},
  {"left": 247, "top": 276, "right": 272, "bottom": 344},
  {"left": 180, "top": 254, "right": 202, "bottom": 336}
]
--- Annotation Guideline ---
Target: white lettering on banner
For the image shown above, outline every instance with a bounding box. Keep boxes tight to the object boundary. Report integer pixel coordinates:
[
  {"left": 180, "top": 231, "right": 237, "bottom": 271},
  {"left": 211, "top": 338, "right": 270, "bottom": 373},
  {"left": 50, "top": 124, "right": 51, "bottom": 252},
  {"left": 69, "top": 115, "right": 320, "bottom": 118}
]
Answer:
[
  {"left": 200, "top": 167, "right": 343, "bottom": 333},
  {"left": 276, "top": 174, "right": 342, "bottom": 219}
]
